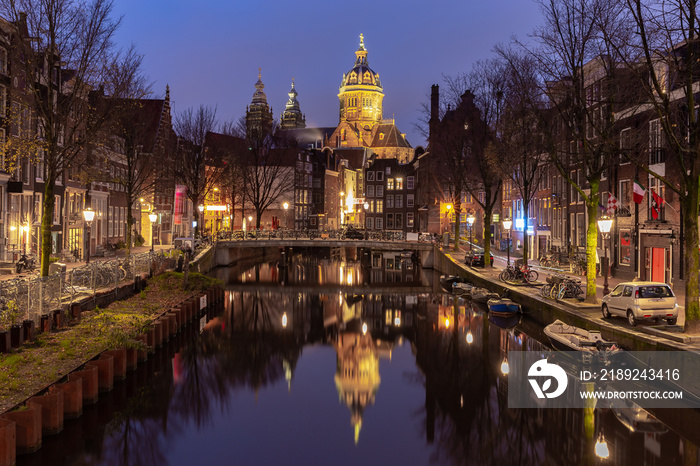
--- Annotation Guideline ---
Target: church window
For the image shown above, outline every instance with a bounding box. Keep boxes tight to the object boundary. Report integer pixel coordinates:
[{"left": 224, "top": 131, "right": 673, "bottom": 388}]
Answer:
[
  {"left": 379, "top": 133, "right": 384, "bottom": 140},
  {"left": 364, "top": 71, "right": 371, "bottom": 83},
  {"left": 350, "top": 72, "right": 357, "bottom": 84}
]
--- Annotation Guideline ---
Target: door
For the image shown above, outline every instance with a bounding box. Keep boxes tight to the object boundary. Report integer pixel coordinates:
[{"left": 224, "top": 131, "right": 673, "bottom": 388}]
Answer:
[{"left": 651, "top": 247, "right": 665, "bottom": 282}]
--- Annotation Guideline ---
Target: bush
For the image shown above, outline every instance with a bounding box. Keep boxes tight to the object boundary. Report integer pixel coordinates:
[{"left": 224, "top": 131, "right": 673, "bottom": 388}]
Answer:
[
  {"left": 116, "top": 241, "right": 126, "bottom": 249},
  {"left": 134, "top": 234, "right": 145, "bottom": 247}
]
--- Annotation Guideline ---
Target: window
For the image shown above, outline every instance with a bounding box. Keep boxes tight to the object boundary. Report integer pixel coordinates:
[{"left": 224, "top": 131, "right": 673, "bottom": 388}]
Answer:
[
  {"left": 379, "top": 133, "right": 384, "bottom": 140},
  {"left": 395, "top": 213, "right": 403, "bottom": 229},
  {"left": 375, "top": 217, "right": 383, "bottom": 229},
  {"left": 619, "top": 229, "right": 631, "bottom": 265},
  {"left": 649, "top": 119, "right": 664, "bottom": 164},
  {"left": 34, "top": 193, "right": 41, "bottom": 220},
  {"left": 367, "top": 185, "right": 375, "bottom": 197},
  {"left": 376, "top": 171, "right": 383, "bottom": 181},
  {"left": 386, "top": 195, "right": 393, "bottom": 208},
  {"left": 376, "top": 200, "right": 383, "bottom": 213},
  {"left": 407, "top": 176, "right": 414, "bottom": 190},
  {"left": 109, "top": 206, "right": 114, "bottom": 236},
  {"left": 648, "top": 176, "right": 665, "bottom": 221},
  {"left": 387, "top": 178, "right": 394, "bottom": 190},
  {"left": 619, "top": 128, "right": 631, "bottom": 163},
  {"left": 387, "top": 213, "right": 394, "bottom": 229},
  {"left": 0, "top": 128, "right": 5, "bottom": 168},
  {"left": 36, "top": 149, "right": 45, "bottom": 182},
  {"left": 407, "top": 212, "right": 414, "bottom": 227},
  {"left": 53, "top": 195, "right": 61, "bottom": 224},
  {"left": 366, "top": 217, "right": 374, "bottom": 229},
  {"left": 313, "top": 178, "right": 321, "bottom": 188},
  {"left": 376, "top": 186, "right": 384, "bottom": 197},
  {"left": 396, "top": 178, "right": 403, "bottom": 190},
  {"left": 366, "top": 171, "right": 374, "bottom": 181},
  {"left": 407, "top": 194, "right": 414, "bottom": 208},
  {"left": 0, "top": 48, "right": 6, "bottom": 74},
  {"left": 11, "top": 102, "right": 18, "bottom": 137},
  {"left": 395, "top": 195, "right": 403, "bottom": 208},
  {"left": 385, "top": 167, "right": 391, "bottom": 175},
  {"left": 619, "top": 180, "right": 630, "bottom": 208}
]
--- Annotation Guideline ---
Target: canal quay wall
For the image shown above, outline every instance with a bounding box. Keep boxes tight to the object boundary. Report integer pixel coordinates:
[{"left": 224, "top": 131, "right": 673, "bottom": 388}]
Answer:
[
  {"left": 433, "top": 249, "right": 700, "bottom": 353},
  {"left": 0, "top": 275, "right": 225, "bottom": 465}
]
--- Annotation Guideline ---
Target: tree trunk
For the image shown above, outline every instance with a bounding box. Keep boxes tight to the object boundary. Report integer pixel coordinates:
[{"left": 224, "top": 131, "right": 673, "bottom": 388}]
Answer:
[
  {"left": 453, "top": 201, "right": 461, "bottom": 252},
  {"left": 585, "top": 199, "right": 600, "bottom": 303},
  {"left": 40, "top": 179, "right": 56, "bottom": 277},
  {"left": 523, "top": 200, "right": 530, "bottom": 267},
  {"left": 483, "top": 208, "right": 493, "bottom": 269},
  {"left": 682, "top": 183, "right": 700, "bottom": 332},
  {"left": 126, "top": 202, "right": 133, "bottom": 257}
]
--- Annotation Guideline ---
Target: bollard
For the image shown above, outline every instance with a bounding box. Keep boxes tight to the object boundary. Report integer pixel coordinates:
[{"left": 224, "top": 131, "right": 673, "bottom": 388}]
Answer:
[
  {"left": 2, "top": 403, "right": 42, "bottom": 455},
  {"left": 126, "top": 347, "right": 138, "bottom": 372},
  {"left": 10, "top": 325, "right": 24, "bottom": 349},
  {"left": 104, "top": 349, "right": 127, "bottom": 381},
  {"left": 40, "top": 314, "right": 51, "bottom": 333},
  {"left": 22, "top": 320, "right": 35, "bottom": 343},
  {"left": 0, "top": 418, "right": 15, "bottom": 466},
  {"left": 69, "top": 365, "right": 99, "bottom": 405},
  {"left": 51, "top": 310, "right": 62, "bottom": 330},
  {"left": 49, "top": 379, "right": 82, "bottom": 419},
  {"left": 87, "top": 354, "right": 114, "bottom": 393},
  {"left": 27, "top": 392, "right": 64, "bottom": 436}
]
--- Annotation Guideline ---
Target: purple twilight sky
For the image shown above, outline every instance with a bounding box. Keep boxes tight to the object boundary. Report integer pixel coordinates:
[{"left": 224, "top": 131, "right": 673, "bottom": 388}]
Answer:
[{"left": 112, "top": 0, "right": 543, "bottom": 148}]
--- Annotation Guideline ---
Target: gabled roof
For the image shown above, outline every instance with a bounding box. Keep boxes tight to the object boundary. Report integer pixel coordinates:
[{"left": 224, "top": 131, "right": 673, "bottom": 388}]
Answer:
[{"left": 370, "top": 123, "right": 411, "bottom": 148}]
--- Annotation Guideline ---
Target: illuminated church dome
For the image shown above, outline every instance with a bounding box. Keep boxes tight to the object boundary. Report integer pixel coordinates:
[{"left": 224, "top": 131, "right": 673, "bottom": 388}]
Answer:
[{"left": 338, "top": 34, "right": 384, "bottom": 126}]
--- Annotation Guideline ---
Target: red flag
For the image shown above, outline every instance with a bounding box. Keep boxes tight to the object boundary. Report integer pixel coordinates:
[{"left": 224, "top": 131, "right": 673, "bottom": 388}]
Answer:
[{"left": 651, "top": 189, "right": 664, "bottom": 219}]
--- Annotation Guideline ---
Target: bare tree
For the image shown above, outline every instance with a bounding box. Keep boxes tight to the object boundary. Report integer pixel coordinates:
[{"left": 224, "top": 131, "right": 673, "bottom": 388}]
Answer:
[
  {"left": 517, "top": 0, "right": 629, "bottom": 301},
  {"left": 491, "top": 50, "right": 549, "bottom": 268},
  {"left": 0, "top": 0, "right": 136, "bottom": 276},
  {"left": 174, "top": 105, "right": 221, "bottom": 238},
  {"left": 243, "top": 121, "right": 294, "bottom": 229},
  {"left": 618, "top": 0, "right": 700, "bottom": 330}
]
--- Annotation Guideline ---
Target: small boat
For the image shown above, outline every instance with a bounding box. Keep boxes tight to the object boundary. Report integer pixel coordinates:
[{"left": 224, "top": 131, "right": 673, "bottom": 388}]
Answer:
[
  {"left": 452, "top": 282, "right": 473, "bottom": 295},
  {"left": 487, "top": 298, "right": 521, "bottom": 316},
  {"left": 471, "top": 287, "right": 500, "bottom": 304},
  {"left": 544, "top": 319, "right": 621, "bottom": 355},
  {"left": 612, "top": 400, "right": 668, "bottom": 433},
  {"left": 488, "top": 313, "right": 521, "bottom": 330},
  {"left": 440, "top": 275, "right": 466, "bottom": 291}
]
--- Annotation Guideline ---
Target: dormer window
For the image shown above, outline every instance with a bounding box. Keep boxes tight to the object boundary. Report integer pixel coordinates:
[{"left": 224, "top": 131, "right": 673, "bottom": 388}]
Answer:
[
  {"left": 379, "top": 133, "right": 384, "bottom": 140},
  {"left": 350, "top": 72, "right": 357, "bottom": 84},
  {"left": 363, "top": 71, "right": 371, "bottom": 83}
]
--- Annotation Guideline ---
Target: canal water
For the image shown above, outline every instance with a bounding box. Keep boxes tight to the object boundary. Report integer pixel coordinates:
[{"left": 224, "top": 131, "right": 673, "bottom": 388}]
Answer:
[{"left": 18, "top": 248, "right": 700, "bottom": 465}]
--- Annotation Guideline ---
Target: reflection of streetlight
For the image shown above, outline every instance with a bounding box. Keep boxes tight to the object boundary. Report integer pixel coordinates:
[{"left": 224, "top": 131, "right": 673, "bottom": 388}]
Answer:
[
  {"left": 597, "top": 215, "right": 613, "bottom": 296},
  {"left": 594, "top": 432, "right": 610, "bottom": 459},
  {"left": 149, "top": 212, "right": 158, "bottom": 252},
  {"left": 282, "top": 312, "right": 288, "bottom": 328},
  {"left": 467, "top": 213, "right": 476, "bottom": 253},
  {"left": 503, "top": 218, "right": 512, "bottom": 266},
  {"left": 362, "top": 322, "right": 367, "bottom": 335},
  {"left": 501, "top": 357, "right": 510, "bottom": 375},
  {"left": 466, "top": 307, "right": 473, "bottom": 344},
  {"left": 83, "top": 207, "right": 95, "bottom": 264}
]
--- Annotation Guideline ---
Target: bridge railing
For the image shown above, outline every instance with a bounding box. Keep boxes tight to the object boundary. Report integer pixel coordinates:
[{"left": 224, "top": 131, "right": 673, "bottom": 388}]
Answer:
[{"left": 213, "top": 229, "right": 440, "bottom": 243}]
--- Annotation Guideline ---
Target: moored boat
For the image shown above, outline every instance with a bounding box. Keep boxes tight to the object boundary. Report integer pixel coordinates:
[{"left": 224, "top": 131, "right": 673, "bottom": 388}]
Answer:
[
  {"left": 488, "top": 313, "right": 521, "bottom": 330},
  {"left": 487, "top": 298, "right": 521, "bottom": 316},
  {"left": 544, "top": 319, "right": 621, "bottom": 355},
  {"left": 440, "top": 275, "right": 465, "bottom": 291},
  {"left": 471, "top": 287, "right": 500, "bottom": 303},
  {"left": 452, "top": 282, "right": 473, "bottom": 295}
]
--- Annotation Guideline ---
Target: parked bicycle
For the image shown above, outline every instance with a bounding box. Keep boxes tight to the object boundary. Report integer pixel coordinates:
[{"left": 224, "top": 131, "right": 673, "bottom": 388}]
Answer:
[
  {"left": 499, "top": 262, "right": 539, "bottom": 283},
  {"left": 538, "top": 254, "right": 561, "bottom": 269}
]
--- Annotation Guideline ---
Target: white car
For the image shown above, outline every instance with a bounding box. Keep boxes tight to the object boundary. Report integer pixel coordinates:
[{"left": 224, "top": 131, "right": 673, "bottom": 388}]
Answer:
[{"left": 601, "top": 281, "right": 678, "bottom": 326}]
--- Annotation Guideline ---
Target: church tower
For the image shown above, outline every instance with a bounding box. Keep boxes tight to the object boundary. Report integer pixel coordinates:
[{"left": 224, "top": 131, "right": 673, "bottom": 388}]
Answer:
[
  {"left": 338, "top": 34, "right": 384, "bottom": 128},
  {"left": 280, "top": 78, "right": 306, "bottom": 130},
  {"left": 245, "top": 68, "right": 274, "bottom": 140}
]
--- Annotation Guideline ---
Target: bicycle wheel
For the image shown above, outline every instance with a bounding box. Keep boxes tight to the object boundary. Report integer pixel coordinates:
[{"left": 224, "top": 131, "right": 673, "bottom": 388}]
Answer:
[
  {"left": 499, "top": 270, "right": 509, "bottom": 282},
  {"left": 573, "top": 285, "right": 585, "bottom": 300},
  {"left": 557, "top": 284, "right": 566, "bottom": 300},
  {"left": 526, "top": 270, "right": 539, "bottom": 282},
  {"left": 540, "top": 284, "right": 551, "bottom": 298}
]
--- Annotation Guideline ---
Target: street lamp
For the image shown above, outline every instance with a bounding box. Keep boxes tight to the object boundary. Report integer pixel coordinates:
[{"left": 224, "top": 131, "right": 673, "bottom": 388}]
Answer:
[
  {"left": 198, "top": 204, "right": 204, "bottom": 239},
  {"left": 82, "top": 207, "right": 95, "bottom": 264},
  {"left": 467, "top": 213, "right": 476, "bottom": 253},
  {"left": 283, "top": 202, "right": 289, "bottom": 229},
  {"left": 597, "top": 215, "right": 613, "bottom": 296},
  {"left": 149, "top": 212, "right": 158, "bottom": 252},
  {"left": 445, "top": 203, "right": 452, "bottom": 234},
  {"left": 503, "top": 218, "right": 512, "bottom": 266}
]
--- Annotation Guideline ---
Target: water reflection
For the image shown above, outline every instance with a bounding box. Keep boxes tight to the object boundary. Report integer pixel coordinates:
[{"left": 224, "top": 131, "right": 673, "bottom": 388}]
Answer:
[{"left": 18, "top": 249, "right": 700, "bottom": 466}]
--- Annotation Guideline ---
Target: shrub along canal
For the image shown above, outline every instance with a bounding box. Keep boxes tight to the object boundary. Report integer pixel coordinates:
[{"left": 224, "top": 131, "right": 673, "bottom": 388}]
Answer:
[{"left": 16, "top": 248, "right": 700, "bottom": 465}]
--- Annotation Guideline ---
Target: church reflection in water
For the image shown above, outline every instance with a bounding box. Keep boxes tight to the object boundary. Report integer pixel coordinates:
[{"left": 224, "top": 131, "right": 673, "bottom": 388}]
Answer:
[{"left": 18, "top": 249, "right": 700, "bottom": 466}]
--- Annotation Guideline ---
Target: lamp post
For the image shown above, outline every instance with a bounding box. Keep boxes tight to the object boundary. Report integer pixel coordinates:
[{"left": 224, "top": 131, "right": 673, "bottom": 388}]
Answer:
[
  {"left": 82, "top": 207, "right": 95, "bottom": 264},
  {"left": 198, "top": 204, "right": 204, "bottom": 239},
  {"left": 597, "top": 215, "right": 613, "bottom": 296},
  {"left": 503, "top": 219, "right": 512, "bottom": 266},
  {"left": 445, "top": 204, "right": 452, "bottom": 234},
  {"left": 283, "top": 202, "right": 289, "bottom": 229},
  {"left": 467, "top": 213, "right": 475, "bottom": 253},
  {"left": 149, "top": 212, "right": 157, "bottom": 252}
]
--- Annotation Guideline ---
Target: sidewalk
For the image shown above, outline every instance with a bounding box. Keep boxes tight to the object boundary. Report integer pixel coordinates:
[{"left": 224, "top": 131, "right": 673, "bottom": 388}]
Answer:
[
  {"left": 0, "top": 245, "right": 172, "bottom": 282},
  {"left": 449, "top": 242, "right": 689, "bottom": 331}
]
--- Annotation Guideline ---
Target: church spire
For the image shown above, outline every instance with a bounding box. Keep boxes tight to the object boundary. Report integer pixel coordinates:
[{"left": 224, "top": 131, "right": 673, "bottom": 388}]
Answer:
[
  {"left": 280, "top": 77, "right": 306, "bottom": 129},
  {"left": 355, "top": 33, "right": 368, "bottom": 66},
  {"left": 246, "top": 68, "right": 273, "bottom": 139}
]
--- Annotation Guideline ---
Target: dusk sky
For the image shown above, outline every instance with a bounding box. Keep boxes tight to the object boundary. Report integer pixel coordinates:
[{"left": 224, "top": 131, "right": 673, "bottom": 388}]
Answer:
[{"left": 112, "top": 0, "right": 543, "bottom": 147}]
